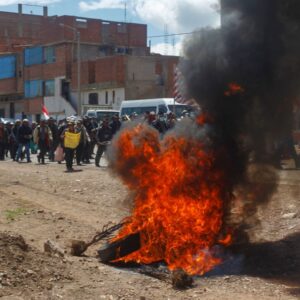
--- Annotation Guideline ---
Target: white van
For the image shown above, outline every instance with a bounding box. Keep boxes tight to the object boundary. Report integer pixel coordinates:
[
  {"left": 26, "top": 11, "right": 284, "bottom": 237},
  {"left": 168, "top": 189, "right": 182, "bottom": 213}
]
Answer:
[
  {"left": 86, "top": 109, "right": 119, "bottom": 122},
  {"left": 119, "top": 98, "right": 193, "bottom": 118}
]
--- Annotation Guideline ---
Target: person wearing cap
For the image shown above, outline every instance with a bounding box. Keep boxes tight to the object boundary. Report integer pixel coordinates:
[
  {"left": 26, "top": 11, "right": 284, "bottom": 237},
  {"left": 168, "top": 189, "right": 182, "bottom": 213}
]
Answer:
[
  {"left": 83, "top": 117, "right": 97, "bottom": 163},
  {"left": 10, "top": 120, "right": 21, "bottom": 161},
  {"left": 147, "top": 111, "right": 156, "bottom": 125},
  {"left": 5, "top": 122, "right": 14, "bottom": 159},
  {"left": 33, "top": 119, "right": 53, "bottom": 164},
  {"left": 95, "top": 118, "right": 112, "bottom": 167},
  {"left": 153, "top": 111, "right": 168, "bottom": 134},
  {"left": 110, "top": 114, "right": 121, "bottom": 136},
  {"left": 166, "top": 112, "right": 176, "bottom": 130},
  {"left": 75, "top": 119, "right": 90, "bottom": 166},
  {"left": 48, "top": 117, "right": 59, "bottom": 162},
  {"left": 61, "top": 121, "right": 76, "bottom": 172},
  {"left": 0, "top": 120, "right": 8, "bottom": 160},
  {"left": 16, "top": 119, "right": 32, "bottom": 163}
]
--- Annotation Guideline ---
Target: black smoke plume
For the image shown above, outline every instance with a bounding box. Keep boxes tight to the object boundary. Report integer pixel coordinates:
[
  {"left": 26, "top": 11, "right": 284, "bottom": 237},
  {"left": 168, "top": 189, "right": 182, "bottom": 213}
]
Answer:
[
  {"left": 179, "top": 0, "right": 299, "bottom": 239},
  {"left": 107, "top": 1, "right": 300, "bottom": 266}
]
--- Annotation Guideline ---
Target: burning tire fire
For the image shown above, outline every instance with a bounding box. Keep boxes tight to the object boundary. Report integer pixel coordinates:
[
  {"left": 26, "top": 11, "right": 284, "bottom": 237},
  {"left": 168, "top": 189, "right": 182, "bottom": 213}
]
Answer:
[
  {"left": 104, "top": 0, "right": 298, "bottom": 279},
  {"left": 107, "top": 120, "right": 233, "bottom": 275}
]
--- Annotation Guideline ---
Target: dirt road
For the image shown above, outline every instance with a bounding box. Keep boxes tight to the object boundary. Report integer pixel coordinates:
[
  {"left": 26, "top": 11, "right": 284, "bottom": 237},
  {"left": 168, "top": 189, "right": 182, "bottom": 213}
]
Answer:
[{"left": 0, "top": 157, "right": 299, "bottom": 299}]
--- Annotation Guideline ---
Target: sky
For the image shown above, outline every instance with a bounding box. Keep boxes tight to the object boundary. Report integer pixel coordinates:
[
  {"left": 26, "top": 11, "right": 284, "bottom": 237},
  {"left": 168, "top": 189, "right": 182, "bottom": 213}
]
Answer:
[{"left": 0, "top": 0, "right": 220, "bottom": 55}]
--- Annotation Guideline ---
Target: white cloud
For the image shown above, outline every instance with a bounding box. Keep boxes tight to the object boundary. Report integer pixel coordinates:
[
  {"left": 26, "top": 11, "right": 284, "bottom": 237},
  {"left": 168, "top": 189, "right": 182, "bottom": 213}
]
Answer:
[
  {"left": 150, "top": 40, "right": 183, "bottom": 56},
  {"left": 79, "top": 0, "right": 124, "bottom": 11},
  {"left": 134, "top": 0, "right": 219, "bottom": 32},
  {"left": 0, "top": 0, "right": 60, "bottom": 5},
  {"left": 79, "top": 0, "right": 220, "bottom": 32}
]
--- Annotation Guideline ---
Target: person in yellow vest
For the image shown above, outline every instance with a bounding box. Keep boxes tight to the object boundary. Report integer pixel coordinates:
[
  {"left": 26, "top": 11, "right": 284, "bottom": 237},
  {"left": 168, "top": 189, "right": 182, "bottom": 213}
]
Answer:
[{"left": 60, "top": 120, "right": 80, "bottom": 172}]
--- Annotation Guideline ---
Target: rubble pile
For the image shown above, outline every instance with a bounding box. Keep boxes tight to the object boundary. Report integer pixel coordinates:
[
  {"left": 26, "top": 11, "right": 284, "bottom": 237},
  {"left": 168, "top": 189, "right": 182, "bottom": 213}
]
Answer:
[{"left": 0, "top": 232, "right": 70, "bottom": 297}]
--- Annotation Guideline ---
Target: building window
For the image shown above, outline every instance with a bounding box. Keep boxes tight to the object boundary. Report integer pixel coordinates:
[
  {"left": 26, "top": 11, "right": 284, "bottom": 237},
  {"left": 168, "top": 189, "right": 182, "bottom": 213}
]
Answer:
[
  {"left": 24, "top": 46, "right": 43, "bottom": 66},
  {"left": 105, "top": 91, "right": 108, "bottom": 104},
  {"left": 44, "top": 47, "right": 56, "bottom": 64},
  {"left": 44, "top": 80, "right": 55, "bottom": 96},
  {"left": 117, "top": 23, "right": 127, "bottom": 33},
  {"left": 25, "top": 80, "right": 43, "bottom": 98},
  {"left": 76, "top": 18, "right": 87, "bottom": 28},
  {"left": 115, "top": 47, "right": 129, "bottom": 54},
  {"left": 89, "top": 93, "right": 98, "bottom": 105},
  {"left": 112, "top": 90, "right": 115, "bottom": 104},
  {"left": 0, "top": 55, "right": 16, "bottom": 80}
]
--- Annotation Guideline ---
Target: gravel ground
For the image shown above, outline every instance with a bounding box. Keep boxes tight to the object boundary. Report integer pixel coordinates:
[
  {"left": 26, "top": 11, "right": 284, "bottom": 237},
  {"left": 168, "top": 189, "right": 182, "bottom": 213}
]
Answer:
[{"left": 0, "top": 156, "right": 299, "bottom": 299}]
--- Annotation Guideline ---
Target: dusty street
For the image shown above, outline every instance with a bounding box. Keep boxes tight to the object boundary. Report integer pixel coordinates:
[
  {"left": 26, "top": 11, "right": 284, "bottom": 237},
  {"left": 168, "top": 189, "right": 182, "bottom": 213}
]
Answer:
[{"left": 0, "top": 157, "right": 299, "bottom": 300}]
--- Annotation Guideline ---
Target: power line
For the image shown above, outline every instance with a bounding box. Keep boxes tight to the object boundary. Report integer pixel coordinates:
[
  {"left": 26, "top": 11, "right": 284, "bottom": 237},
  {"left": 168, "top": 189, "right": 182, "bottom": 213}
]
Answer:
[
  {"left": 148, "top": 30, "right": 200, "bottom": 39},
  {"left": 22, "top": 4, "right": 45, "bottom": 8}
]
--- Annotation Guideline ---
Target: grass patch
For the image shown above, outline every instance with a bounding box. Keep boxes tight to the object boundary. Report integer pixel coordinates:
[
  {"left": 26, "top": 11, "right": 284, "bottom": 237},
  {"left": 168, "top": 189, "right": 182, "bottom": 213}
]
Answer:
[{"left": 4, "top": 208, "right": 26, "bottom": 221}]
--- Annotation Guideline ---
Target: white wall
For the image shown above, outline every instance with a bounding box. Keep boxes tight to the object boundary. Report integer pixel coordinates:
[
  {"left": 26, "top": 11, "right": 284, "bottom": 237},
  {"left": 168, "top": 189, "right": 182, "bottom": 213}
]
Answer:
[
  {"left": 82, "top": 87, "right": 125, "bottom": 110},
  {"left": 44, "top": 77, "right": 76, "bottom": 119}
]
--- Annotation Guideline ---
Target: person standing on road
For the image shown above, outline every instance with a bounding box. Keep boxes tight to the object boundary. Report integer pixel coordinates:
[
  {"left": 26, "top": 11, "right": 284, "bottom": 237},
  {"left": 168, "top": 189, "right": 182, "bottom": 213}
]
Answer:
[
  {"left": 33, "top": 119, "right": 53, "bottom": 164},
  {"left": 16, "top": 119, "right": 32, "bottom": 163},
  {"left": 95, "top": 119, "right": 112, "bottom": 167},
  {"left": 48, "top": 117, "right": 59, "bottom": 162},
  {"left": 75, "top": 119, "right": 90, "bottom": 166},
  {"left": 30, "top": 121, "right": 38, "bottom": 154},
  {"left": 6, "top": 122, "right": 14, "bottom": 159},
  {"left": 61, "top": 121, "right": 77, "bottom": 172},
  {"left": 10, "top": 120, "right": 21, "bottom": 161},
  {"left": 83, "top": 117, "right": 97, "bottom": 161},
  {"left": 0, "top": 120, "right": 8, "bottom": 160},
  {"left": 110, "top": 114, "right": 122, "bottom": 136}
]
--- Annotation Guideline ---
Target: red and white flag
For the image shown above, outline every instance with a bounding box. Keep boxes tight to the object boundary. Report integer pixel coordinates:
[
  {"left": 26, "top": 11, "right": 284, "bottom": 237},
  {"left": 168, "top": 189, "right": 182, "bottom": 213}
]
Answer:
[
  {"left": 42, "top": 104, "right": 50, "bottom": 120},
  {"left": 173, "top": 65, "right": 199, "bottom": 108}
]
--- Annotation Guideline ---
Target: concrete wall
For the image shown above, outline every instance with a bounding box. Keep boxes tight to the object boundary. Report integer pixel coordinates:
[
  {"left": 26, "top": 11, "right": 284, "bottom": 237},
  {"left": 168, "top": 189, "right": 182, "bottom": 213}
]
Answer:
[
  {"left": 0, "top": 78, "right": 18, "bottom": 95},
  {"left": 44, "top": 76, "right": 76, "bottom": 118},
  {"left": 82, "top": 87, "right": 125, "bottom": 110},
  {"left": 124, "top": 55, "right": 178, "bottom": 100},
  {"left": 23, "top": 44, "right": 68, "bottom": 80}
]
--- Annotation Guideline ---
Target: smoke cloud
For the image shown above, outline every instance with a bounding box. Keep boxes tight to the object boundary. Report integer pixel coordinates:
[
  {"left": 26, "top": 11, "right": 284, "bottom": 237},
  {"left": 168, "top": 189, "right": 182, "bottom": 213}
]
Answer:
[{"left": 179, "top": 0, "right": 300, "bottom": 238}]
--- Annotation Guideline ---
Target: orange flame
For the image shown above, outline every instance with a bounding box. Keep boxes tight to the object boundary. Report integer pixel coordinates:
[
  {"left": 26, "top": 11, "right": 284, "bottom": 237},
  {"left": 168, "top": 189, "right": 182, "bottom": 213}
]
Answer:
[
  {"left": 111, "top": 124, "right": 232, "bottom": 275},
  {"left": 224, "top": 82, "right": 244, "bottom": 96}
]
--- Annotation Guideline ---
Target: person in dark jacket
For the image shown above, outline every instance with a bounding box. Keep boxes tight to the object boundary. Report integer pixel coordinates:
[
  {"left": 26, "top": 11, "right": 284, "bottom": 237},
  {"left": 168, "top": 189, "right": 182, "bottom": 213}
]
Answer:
[
  {"left": 10, "top": 120, "right": 21, "bottom": 161},
  {"left": 33, "top": 119, "right": 53, "bottom": 164},
  {"left": 5, "top": 122, "right": 13, "bottom": 158},
  {"left": 0, "top": 120, "right": 8, "bottom": 160},
  {"left": 95, "top": 119, "right": 112, "bottom": 167},
  {"left": 153, "top": 112, "right": 168, "bottom": 135},
  {"left": 16, "top": 119, "right": 32, "bottom": 163},
  {"left": 110, "top": 114, "right": 122, "bottom": 136},
  {"left": 83, "top": 117, "right": 97, "bottom": 161},
  {"left": 75, "top": 119, "right": 90, "bottom": 165},
  {"left": 48, "top": 117, "right": 59, "bottom": 162}
]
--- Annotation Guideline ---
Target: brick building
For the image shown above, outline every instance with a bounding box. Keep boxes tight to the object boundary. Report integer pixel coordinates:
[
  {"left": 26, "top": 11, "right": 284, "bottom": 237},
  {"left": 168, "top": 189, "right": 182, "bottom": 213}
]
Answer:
[{"left": 0, "top": 4, "right": 178, "bottom": 120}]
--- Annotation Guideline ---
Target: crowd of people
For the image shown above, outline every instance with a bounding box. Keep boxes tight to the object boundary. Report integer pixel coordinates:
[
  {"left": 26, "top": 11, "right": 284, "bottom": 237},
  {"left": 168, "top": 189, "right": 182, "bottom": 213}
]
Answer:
[
  {"left": 0, "top": 110, "right": 182, "bottom": 172},
  {"left": 0, "top": 109, "right": 299, "bottom": 171}
]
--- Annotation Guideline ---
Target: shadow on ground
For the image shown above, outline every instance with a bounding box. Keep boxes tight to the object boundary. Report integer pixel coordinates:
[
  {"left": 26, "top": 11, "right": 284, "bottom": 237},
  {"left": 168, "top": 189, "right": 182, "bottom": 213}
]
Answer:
[
  {"left": 99, "top": 232, "right": 300, "bottom": 295},
  {"left": 230, "top": 232, "right": 300, "bottom": 294}
]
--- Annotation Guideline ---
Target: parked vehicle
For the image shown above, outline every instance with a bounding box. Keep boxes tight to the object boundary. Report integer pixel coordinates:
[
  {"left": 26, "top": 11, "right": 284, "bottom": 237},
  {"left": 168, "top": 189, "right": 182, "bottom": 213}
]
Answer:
[
  {"left": 85, "top": 109, "right": 119, "bottom": 122},
  {"left": 119, "top": 98, "right": 194, "bottom": 118},
  {"left": 0, "top": 117, "right": 15, "bottom": 124}
]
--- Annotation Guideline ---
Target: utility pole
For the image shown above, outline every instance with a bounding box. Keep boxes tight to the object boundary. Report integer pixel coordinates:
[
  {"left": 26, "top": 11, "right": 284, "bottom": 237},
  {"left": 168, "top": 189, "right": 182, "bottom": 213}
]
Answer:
[
  {"left": 164, "top": 24, "right": 168, "bottom": 55},
  {"left": 59, "top": 23, "right": 81, "bottom": 116},
  {"left": 124, "top": 1, "right": 127, "bottom": 23},
  {"left": 77, "top": 30, "right": 81, "bottom": 116}
]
